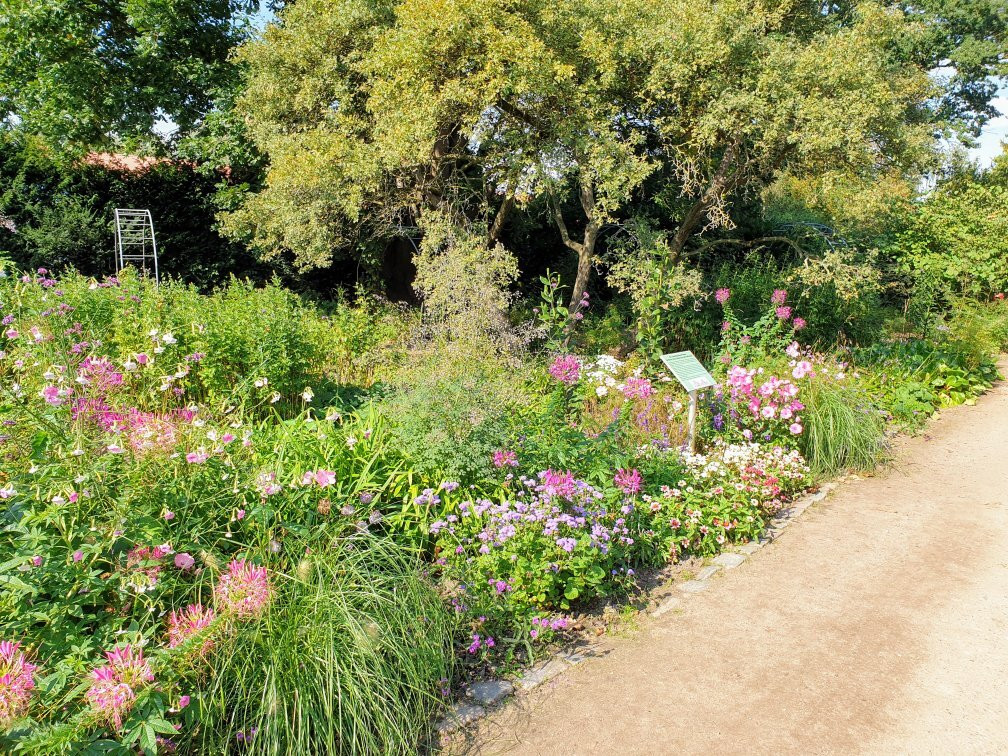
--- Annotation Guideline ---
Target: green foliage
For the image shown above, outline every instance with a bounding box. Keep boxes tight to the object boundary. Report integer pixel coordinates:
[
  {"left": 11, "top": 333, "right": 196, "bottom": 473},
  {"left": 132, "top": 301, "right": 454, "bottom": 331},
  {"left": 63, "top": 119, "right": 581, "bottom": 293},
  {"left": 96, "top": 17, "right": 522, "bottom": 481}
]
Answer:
[
  {"left": 0, "top": 0, "right": 255, "bottom": 150},
  {"left": 376, "top": 347, "right": 530, "bottom": 486},
  {"left": 0, "top": 135, "right": 270, "bottom": 291},
  {"left": 229, "top": 0, "right": 934, "bottom": 309},
  {"left": 882, "top": 181, "right": 1008, "bottom": 302}
]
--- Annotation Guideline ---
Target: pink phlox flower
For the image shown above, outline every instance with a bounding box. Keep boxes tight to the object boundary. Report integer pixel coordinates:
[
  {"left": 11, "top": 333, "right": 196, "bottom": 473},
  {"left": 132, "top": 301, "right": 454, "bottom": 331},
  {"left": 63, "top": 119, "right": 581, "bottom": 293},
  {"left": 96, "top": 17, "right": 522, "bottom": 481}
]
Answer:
[{"left": 621, "top": 377, "right": 654, "bottom": 400}]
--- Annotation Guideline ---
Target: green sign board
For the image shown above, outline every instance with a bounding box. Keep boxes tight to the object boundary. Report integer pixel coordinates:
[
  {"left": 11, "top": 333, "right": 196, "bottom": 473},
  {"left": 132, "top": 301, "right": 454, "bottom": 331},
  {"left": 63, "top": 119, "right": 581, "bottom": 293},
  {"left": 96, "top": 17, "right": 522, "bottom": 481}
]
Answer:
[{"left": 660, "top": 351, "right": 716, "bottom": 392}]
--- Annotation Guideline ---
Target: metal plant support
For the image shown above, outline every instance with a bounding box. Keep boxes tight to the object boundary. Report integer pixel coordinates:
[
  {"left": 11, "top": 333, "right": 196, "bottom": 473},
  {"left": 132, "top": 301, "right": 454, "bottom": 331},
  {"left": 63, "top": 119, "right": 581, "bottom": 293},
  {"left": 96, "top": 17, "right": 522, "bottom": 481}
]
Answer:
[{"left": 114, "top": 209, "right": 159, "bottom": 285}]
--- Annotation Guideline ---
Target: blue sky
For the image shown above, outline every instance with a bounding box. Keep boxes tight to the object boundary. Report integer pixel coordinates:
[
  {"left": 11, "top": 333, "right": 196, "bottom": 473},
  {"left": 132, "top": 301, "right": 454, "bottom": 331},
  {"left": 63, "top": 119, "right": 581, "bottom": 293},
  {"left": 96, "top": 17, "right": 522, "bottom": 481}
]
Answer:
[{"left": 970, "top": 83, "right": 1008, "bottom": 167}]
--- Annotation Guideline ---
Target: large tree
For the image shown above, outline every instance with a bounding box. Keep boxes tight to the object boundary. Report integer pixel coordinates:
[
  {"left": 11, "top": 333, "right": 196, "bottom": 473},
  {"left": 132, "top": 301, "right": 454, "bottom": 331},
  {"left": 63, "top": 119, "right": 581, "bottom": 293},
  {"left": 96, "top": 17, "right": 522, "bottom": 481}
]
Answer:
[
  {"left": 229, "top": 0, "right": 936, "bottom": 308},
  {"left": 0, "top": 0, "right": 259, "bottom": 152}
]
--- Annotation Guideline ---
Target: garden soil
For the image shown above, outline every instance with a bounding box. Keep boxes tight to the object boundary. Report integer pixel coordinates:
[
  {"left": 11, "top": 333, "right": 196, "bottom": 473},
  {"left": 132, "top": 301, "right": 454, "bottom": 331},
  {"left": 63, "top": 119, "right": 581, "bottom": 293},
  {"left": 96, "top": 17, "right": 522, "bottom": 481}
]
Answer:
[{"left": 458, "top": 359, "right": 1008, "bottom": 755}]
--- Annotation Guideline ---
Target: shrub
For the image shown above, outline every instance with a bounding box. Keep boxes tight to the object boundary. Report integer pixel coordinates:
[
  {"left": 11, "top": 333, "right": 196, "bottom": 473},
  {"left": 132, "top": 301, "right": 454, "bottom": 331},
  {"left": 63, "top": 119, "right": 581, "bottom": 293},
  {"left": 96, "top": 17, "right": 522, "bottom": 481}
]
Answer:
[{"left": 376, "top": 347, "right": 530, "bottom": 486}]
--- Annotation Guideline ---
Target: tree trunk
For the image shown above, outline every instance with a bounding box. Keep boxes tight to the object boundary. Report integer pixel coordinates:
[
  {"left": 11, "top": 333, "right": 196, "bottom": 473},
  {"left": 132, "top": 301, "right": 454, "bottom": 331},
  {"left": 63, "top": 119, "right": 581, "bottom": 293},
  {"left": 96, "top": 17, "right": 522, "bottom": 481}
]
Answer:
[
  {"left": 668, "top": 143, "right": 741, "bottom": 262},
  {"left": 550, "top": 173, "right": 600, "bottom": 314}
]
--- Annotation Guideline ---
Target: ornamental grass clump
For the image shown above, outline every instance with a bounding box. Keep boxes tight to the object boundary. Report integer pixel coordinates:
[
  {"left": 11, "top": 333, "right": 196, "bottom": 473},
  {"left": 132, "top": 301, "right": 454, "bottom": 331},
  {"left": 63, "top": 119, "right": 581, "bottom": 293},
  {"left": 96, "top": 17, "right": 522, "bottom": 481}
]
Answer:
[
  {"left": 191, "top": 534, "right": 454, "bottom": 755},
  {"left": 798, "top": 374, "right": 885, "bottom": 476}
]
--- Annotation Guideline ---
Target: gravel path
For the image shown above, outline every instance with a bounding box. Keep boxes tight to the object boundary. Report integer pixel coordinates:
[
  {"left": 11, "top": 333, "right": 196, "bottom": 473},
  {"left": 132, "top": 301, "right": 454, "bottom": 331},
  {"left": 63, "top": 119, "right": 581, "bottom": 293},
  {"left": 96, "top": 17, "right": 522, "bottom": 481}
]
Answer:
[{"left": 459, "top": 362, "right": 1008, "bottom": 755}]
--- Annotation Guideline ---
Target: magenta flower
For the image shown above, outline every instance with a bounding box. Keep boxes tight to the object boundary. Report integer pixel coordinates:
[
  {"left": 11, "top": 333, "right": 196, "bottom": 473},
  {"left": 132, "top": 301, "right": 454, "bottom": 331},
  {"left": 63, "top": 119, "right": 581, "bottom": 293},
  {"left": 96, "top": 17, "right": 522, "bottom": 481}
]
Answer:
[
  {"left": 85, "top": 645, "right": 154, "bottom": 730},
  {"left": 548, "top": 355, "right": 581, "bottom": 385},
  {"left": 167, "top": 604, "right": 216, "bottom": 654},
  {"left": 771, "top": 289, "right": 788, "bottom": 305},
  {"left": 614, "top": 468, "right": 642, "bottom": 495},
  {"left": 715, "top": 288, "right": 731, "bottom": 304},
  {"left": 792, "top": 361, "right": 814, "bottom": 380},
  {"left": 185, "top": 450, "right": 209, "bottom": 464},
  {"left": 492, "top": 449, "right": 518, "bottom": 468},
  {"left": 775, "top": 305, "right": 792, "bottom": 320},
  {"left": 538, "top": 469, "right": 579, "bottom": 500},
  {"left": 214, "top": 560, "right": 272, "bottom": 618},
  {"left": 792, "top": 317, "right": 806, "bottom": 331},
  {"left": 0, "top": 641, "right": 36, "bottom": 727},
  {"left": 789, "top": 422, "right": 803, "bottom": 435}
]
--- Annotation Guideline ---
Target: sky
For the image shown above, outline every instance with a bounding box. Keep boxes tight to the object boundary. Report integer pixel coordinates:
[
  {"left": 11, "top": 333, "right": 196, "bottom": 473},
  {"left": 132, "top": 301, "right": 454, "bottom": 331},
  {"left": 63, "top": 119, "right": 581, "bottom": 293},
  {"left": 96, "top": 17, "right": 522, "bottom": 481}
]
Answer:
[{"left": 970, "top": 84, "right": 1008, "bottom": 167}]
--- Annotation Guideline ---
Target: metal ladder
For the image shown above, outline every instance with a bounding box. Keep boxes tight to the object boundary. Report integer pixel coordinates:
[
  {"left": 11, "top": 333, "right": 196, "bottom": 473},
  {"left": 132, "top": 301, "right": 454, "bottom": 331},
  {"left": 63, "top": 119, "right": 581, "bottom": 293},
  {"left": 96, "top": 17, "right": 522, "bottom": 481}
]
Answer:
[{"left": 113, "top": 208, "right": 159, "bottom": 285}]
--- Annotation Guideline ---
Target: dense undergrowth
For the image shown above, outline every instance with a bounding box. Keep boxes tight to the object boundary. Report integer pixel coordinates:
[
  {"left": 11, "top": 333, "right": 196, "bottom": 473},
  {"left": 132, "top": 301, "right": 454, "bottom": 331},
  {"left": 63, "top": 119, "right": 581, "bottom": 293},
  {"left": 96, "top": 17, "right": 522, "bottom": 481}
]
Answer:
[{"left": 1, "top": 267, "right": 1005, "bottom": 753}]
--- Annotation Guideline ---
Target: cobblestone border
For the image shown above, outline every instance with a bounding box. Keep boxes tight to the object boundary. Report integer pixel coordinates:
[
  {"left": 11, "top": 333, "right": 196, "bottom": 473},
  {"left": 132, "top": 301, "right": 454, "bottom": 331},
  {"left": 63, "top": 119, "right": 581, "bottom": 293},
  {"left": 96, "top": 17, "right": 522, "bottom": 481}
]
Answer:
[{"left": 436, "top": 480, "right": 840, "bottom": 735}]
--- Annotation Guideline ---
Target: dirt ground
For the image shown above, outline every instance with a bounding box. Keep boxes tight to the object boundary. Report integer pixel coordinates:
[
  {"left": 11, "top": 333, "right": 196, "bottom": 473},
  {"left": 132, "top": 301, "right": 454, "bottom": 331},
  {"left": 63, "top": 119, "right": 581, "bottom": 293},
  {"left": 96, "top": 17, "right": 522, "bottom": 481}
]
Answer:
[{"left": 455, "top": 362, "right": 1008, "bottom": 756}]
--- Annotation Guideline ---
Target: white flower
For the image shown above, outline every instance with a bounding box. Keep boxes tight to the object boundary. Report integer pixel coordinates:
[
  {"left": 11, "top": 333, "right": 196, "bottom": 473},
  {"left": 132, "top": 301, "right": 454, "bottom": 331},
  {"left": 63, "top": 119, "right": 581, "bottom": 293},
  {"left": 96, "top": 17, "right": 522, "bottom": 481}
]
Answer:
[
  {"left": 270, "top": 392, "right": 281, "bottom": 404},
  {"left": 123, "top": 360, "right": 137, "bottom": 371},
  {"left": 302, "top": 387, "right": 314, "bottom": 402},
  {"left": 595, "top": 385, "right": 608, "bottom": 397},
  {"left": 254, "top": 377, "right": 268, "bottom": 388},
  {"left": 161, "top": 333, "right": 176, "bottom": 344}
]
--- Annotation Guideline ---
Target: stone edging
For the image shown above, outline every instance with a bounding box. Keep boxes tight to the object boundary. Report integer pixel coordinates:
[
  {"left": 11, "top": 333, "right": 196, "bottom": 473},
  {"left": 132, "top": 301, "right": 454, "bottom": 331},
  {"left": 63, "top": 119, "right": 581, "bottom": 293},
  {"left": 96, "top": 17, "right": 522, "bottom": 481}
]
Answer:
[{"left": 436, "top": 480, "right": 840, "bottom": 735}]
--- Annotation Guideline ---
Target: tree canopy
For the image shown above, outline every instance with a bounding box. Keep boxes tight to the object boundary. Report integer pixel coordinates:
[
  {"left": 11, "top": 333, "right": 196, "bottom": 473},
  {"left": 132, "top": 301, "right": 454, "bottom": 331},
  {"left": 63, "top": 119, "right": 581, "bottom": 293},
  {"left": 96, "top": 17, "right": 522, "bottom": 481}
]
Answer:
[
  {"left": 227, "top": 0, "right": 936, "bottom": 305},
  {"left": 0, "top": 0, "right": 258, "bottom": 152}
]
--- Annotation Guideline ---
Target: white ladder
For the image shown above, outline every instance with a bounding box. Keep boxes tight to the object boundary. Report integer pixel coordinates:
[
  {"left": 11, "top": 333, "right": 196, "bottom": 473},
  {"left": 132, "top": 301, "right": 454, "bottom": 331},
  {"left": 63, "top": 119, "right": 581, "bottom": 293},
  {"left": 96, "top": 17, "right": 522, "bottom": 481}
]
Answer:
[{"left": 114, "top": 208, "right": 159, "bottom": 285}]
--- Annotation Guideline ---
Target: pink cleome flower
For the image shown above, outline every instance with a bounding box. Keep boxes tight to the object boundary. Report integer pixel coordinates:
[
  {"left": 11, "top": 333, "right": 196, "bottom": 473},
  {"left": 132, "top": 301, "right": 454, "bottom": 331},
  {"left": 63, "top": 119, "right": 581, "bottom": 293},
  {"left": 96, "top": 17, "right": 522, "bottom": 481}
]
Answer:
[
  {"left": 614, "top": 468, "right": 643, "bottom": 495},
  {"left": 77, "top": 356, "right": 124, "bottom": 395},
  {"left": 167, "top": 604, "right": 216, "bottom": 655},
  {"left": 548, "top": 355, "right": 581, "bottom": 385},
  {"left": 0, "top": 641, "right": 37, "bottom": 727},
  {"left": 715, "top": 288, "right": 731, "bottom": 304},
  {"left": 214, "top": 560, "right": 272, "bottom": 618},
  {"left": 492, "top": 449, "right": 518, "bottom": 468},
  {"left": 537, "top": 469, "right": 579, "bottom": 501},
  {"left": 775, "top": 305, "right": 792, "bottom": 320},
  {"left": 771, "top": 289, "right": 788, "bottom": 305},
  {"left": 85, "top": 645, "right": 154, "bottom": 730}
]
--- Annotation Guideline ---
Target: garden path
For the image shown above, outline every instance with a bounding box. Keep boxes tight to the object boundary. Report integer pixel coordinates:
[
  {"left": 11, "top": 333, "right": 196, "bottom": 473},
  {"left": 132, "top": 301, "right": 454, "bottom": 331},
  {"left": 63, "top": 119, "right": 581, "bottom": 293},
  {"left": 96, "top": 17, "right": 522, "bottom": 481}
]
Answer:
[{"left": 460, "top": 360, "right": 1008, "bottom": 755}]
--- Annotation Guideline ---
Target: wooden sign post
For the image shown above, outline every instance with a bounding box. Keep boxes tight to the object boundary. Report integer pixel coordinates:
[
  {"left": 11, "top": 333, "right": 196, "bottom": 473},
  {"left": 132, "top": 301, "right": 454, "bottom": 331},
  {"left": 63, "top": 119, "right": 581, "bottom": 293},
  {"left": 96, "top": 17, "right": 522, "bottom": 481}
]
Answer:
[{"left": 659, "top": 351, "right": 717, "bottom": 453}]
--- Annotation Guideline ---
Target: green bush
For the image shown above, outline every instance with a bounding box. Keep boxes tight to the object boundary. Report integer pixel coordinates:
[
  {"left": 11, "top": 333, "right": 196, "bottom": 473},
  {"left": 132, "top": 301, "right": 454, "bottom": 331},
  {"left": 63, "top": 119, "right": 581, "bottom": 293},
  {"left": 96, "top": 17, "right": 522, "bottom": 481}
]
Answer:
[{"left": 376, "top": 347, "right": 531, "bottom": 486}]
